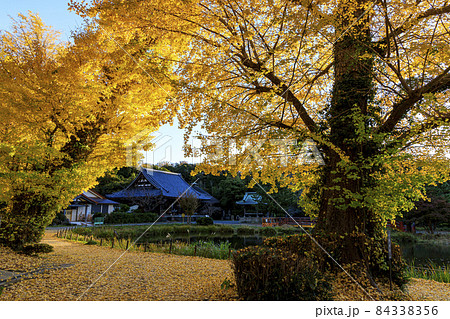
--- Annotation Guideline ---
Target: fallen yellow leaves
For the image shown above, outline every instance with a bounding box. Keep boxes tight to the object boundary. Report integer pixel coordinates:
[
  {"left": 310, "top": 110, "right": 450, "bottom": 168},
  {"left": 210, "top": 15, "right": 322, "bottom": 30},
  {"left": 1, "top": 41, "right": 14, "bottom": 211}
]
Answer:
[
  {"left": 0, "top": 231, "right": 238, "bottom": 301},
  {"left": 330, "top": 268, "right": 450, "bottom": 301},
  {"left": 406, "top": 278, "right": 450, "bottom": 301},
  {"left": 1, "top": 230, "right": 448, "bottom": 301}
]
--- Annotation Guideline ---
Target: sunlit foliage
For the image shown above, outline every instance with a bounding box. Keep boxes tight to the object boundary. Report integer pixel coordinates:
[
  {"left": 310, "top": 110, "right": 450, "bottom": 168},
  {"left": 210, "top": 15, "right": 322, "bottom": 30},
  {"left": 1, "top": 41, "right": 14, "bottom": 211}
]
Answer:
[{"left": 0, "top": 12, "right": 176, "bottom": 247}]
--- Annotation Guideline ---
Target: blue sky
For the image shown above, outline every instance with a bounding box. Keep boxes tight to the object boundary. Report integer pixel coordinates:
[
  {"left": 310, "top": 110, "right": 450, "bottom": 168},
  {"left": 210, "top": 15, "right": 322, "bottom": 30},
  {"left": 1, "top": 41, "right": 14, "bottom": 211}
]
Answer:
[{"left": 0, "top": 0, "right": 197, "bottom": 165}]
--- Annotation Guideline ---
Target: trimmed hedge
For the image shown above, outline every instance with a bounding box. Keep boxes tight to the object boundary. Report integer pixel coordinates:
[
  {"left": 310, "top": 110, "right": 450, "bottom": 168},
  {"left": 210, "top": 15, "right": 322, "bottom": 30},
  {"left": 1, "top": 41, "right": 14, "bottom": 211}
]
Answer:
[
  {"left": 262, "top": 234, "right": 312, "bottom": 252},
  {"left": 259, "top": 227, "right": 277, "bottom": 237},
  {"left": 236, "top": 226, "right": 256, "bottom": 235},
  {"left": 104, "top": 212, "right": 158, "bottom": 224},
  {"left": 196, "top": 217, "right": 214, "bottom": 226},
  {"left": 232, "top": 245, "right": 333, "bottom": 300}
]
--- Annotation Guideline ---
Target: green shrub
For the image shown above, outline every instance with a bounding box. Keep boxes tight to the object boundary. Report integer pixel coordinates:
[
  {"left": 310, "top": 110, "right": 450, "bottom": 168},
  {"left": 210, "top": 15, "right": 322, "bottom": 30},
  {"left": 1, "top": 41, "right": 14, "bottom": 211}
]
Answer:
[
  {"left": 263, "top": 234, "right": 312, "bottom": 253},
  {"left": 104, "top": 212, "right": 158, "bottom": 224},
  {"left": 51, "top": 212, "right": 71, "bottom": 226},
  {"left": 216, "top": 225, "right": 235, "bottom": 234},
  {"left": 259, "top": 227, "right": 277, "bottom": 237},
  {"left": 275, "top": 225, "right": 303, "bottom": 235},
  {"left": 0, "top": 219, "right": 46, "bottom": 249},
  {"left": 72, "top": 224, "right": 236, "bottom": 241},
  {"left": 22, "top": 243, "right": 54, "bottom": 255},
  {"left": 85, "top": 240, "right": 98, "bottom": 245},
  {"left": 237, "top": 226, "right": 256, "bottom": 235},
  {"left": 232, "top": 245, "right": 333, "bottom": 300},
  {"left": 116, "top": 204, "right": 130, "bottom": 213},
  {"left": 196, "top": 217, "right": 214, "bottom": 226}
]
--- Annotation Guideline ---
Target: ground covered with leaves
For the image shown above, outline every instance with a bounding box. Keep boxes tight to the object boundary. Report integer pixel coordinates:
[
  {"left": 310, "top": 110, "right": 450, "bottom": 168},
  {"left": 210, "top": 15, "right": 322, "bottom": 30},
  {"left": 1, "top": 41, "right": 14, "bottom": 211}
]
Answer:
[
  {"left": 0, "top": 230, "right": 448, "bottom": 301},
  {"left": 0, "top": 231, "right": 237, "bottom": 301}
]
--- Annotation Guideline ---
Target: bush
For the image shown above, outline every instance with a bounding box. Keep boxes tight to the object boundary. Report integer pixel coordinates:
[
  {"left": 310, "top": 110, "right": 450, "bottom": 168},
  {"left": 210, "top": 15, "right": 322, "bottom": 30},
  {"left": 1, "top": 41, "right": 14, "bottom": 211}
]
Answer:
[
  {"left": 22, "top": 243, "right": 54, "bottom": 255},
  {"left": 236, "top": 226, "right": 256, "bottom": 235},
  {"left": 263, "top": 234, "right": 312, "bottom": 253},
  {"left": 232, "top": 245, "right": 333, "bottom": 300},
  {"left": 259, "top": 227, "right": 277, "bottom": 237},
  {"left": 275, "top": 225, "right": 303, "bottom": 235},
  {"left": 104, "top": 212, "right": 158, "bottom": 224},
  {"left": 50, "top": 212, "right": 71, "bottom": 226},
  {"left": 117, "top": 204, "right": 130, "bottom": 213},
  {"left": 196, "top": 217, "right": 214, "bottom": 226}
]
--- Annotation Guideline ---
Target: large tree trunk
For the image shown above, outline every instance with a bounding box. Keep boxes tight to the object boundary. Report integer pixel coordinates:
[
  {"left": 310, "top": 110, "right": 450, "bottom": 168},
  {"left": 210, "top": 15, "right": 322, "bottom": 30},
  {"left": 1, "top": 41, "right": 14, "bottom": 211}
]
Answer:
[{"left": 315, "top": 0, "right": 384, "bottom": 269}]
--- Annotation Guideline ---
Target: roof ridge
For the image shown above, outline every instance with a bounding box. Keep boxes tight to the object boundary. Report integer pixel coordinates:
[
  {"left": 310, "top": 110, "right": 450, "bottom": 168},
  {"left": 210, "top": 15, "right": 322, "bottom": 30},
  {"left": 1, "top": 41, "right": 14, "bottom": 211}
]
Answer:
[
  {"left": 143, "top": 168, "right": 182, "bottom": 176},
  {"left": 141, "top": 169, "right": 169, "bottom": 193}
]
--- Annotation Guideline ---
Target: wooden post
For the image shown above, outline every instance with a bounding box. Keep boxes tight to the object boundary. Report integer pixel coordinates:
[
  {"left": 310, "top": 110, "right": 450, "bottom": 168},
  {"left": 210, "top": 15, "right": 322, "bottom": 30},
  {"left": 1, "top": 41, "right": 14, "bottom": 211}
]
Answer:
[
  {"left": 112, "top": 238, "right": 115, "bottom": 248},
  {"left": 100, "top": 238, "right": 103, "bottom": 246},
  {"left": 126, "top": 239, "right": 129, "bottom": 250},
  {"left": 76, "top": 234, "right": 79, "bottom": 241},
  {"left": 194, "top": 245, "right": 197, "bottom": 256},
  {"left": 169, "top": 239, "right": 173, "bottom": 254},
  {"left": 228, "top": 248, "right": 231, "bottom": 259}
]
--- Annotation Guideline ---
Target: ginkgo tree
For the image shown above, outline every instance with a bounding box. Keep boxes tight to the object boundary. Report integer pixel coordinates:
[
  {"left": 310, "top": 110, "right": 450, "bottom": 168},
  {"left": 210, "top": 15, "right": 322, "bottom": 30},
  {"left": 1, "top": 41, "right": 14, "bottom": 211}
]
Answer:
[
  {"left": 0, "top": 12, "right": 177, "bottom": 248},
  {"left": 72, "top": 0, "right": 449, "bottom": 279}
]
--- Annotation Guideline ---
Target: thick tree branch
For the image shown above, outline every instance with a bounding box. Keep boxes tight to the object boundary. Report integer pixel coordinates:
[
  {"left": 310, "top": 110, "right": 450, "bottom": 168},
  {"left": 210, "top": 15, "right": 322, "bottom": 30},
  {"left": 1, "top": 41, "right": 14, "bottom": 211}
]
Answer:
[
  {"left": 237, "top": 56, "right": 318, "bottom": 133},
  {"left": 378, "top": 69, "right": 450, "bottom": 133},
  {"left": 385, "top": 113, "right": 450, "bottom": 152},
  {"left": 374, "top": 4, "right": 450, "bottom": 56}
]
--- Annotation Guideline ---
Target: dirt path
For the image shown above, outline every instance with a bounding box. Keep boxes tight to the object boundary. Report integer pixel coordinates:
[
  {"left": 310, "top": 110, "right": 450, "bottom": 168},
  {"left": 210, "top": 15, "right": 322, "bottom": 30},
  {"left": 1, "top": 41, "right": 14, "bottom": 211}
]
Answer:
[{"left": 0, "top": 231, "right": 236, "bottom": 301}]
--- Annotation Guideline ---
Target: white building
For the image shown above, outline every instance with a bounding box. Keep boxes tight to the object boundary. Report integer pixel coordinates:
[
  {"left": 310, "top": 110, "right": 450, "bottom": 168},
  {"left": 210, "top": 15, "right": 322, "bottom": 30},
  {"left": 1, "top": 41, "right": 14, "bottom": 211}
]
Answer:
[{"left": 64, "top": 189, "right": 119, "bottom": 222}]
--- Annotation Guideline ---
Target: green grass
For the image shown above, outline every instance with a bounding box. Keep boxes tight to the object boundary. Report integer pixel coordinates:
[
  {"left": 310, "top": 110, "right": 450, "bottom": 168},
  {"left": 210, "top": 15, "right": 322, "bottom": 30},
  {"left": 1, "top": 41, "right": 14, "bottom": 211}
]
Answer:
[
  {"left": 405, "top": 260, "right": 450, "bottom": 283},
  {"left": 62, "top": 231, "right": 233, "bottom": 259},
  {"left": 163, "top": 240, "right": 233, "bottom": 259},
  {"left": 390, "top": 231, "right": 418, "bottom": 244},
  {"left": 390, "top": 230, "right": 450, "bottom": 246}
]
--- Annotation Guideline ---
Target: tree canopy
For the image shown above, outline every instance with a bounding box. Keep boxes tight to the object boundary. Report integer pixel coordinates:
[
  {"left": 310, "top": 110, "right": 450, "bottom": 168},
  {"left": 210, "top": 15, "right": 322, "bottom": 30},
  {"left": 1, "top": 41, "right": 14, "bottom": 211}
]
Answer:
[
  {"left": 0, "top": 12, "right": 176, "bottom": 247},
  {"left": 71, "top": 0, "right": 450, "bottom": 276}
]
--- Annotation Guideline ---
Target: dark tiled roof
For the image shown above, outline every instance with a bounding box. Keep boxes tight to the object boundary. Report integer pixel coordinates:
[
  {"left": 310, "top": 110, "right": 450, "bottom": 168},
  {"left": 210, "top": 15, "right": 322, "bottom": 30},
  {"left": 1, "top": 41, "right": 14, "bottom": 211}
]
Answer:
[
  {"left": 107, "top": 168, "right": 217, "bottom": 202},
  {"left": 96, "top": 199, "right": 120, "bottom": 205},
  {"left": 74, "top": 194, "right": 120, "bottom": 205},
  {"left": 236, "top": 192, "right": 262, "bottom": 205}
]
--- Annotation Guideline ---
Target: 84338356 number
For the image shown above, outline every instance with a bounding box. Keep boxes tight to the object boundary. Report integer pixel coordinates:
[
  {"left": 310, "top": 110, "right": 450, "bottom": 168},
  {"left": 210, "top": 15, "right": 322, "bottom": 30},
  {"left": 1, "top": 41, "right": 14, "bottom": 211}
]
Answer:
[{"left": 375, "top": 306, "right": 438, "bottom": 316}]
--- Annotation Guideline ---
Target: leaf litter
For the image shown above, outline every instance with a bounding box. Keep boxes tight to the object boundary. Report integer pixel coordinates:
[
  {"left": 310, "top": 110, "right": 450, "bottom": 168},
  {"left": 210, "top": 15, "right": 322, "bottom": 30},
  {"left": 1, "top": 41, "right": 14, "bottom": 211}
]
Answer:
[{"left": 0, "top": 230, "right": 448, "bottom": 301}]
